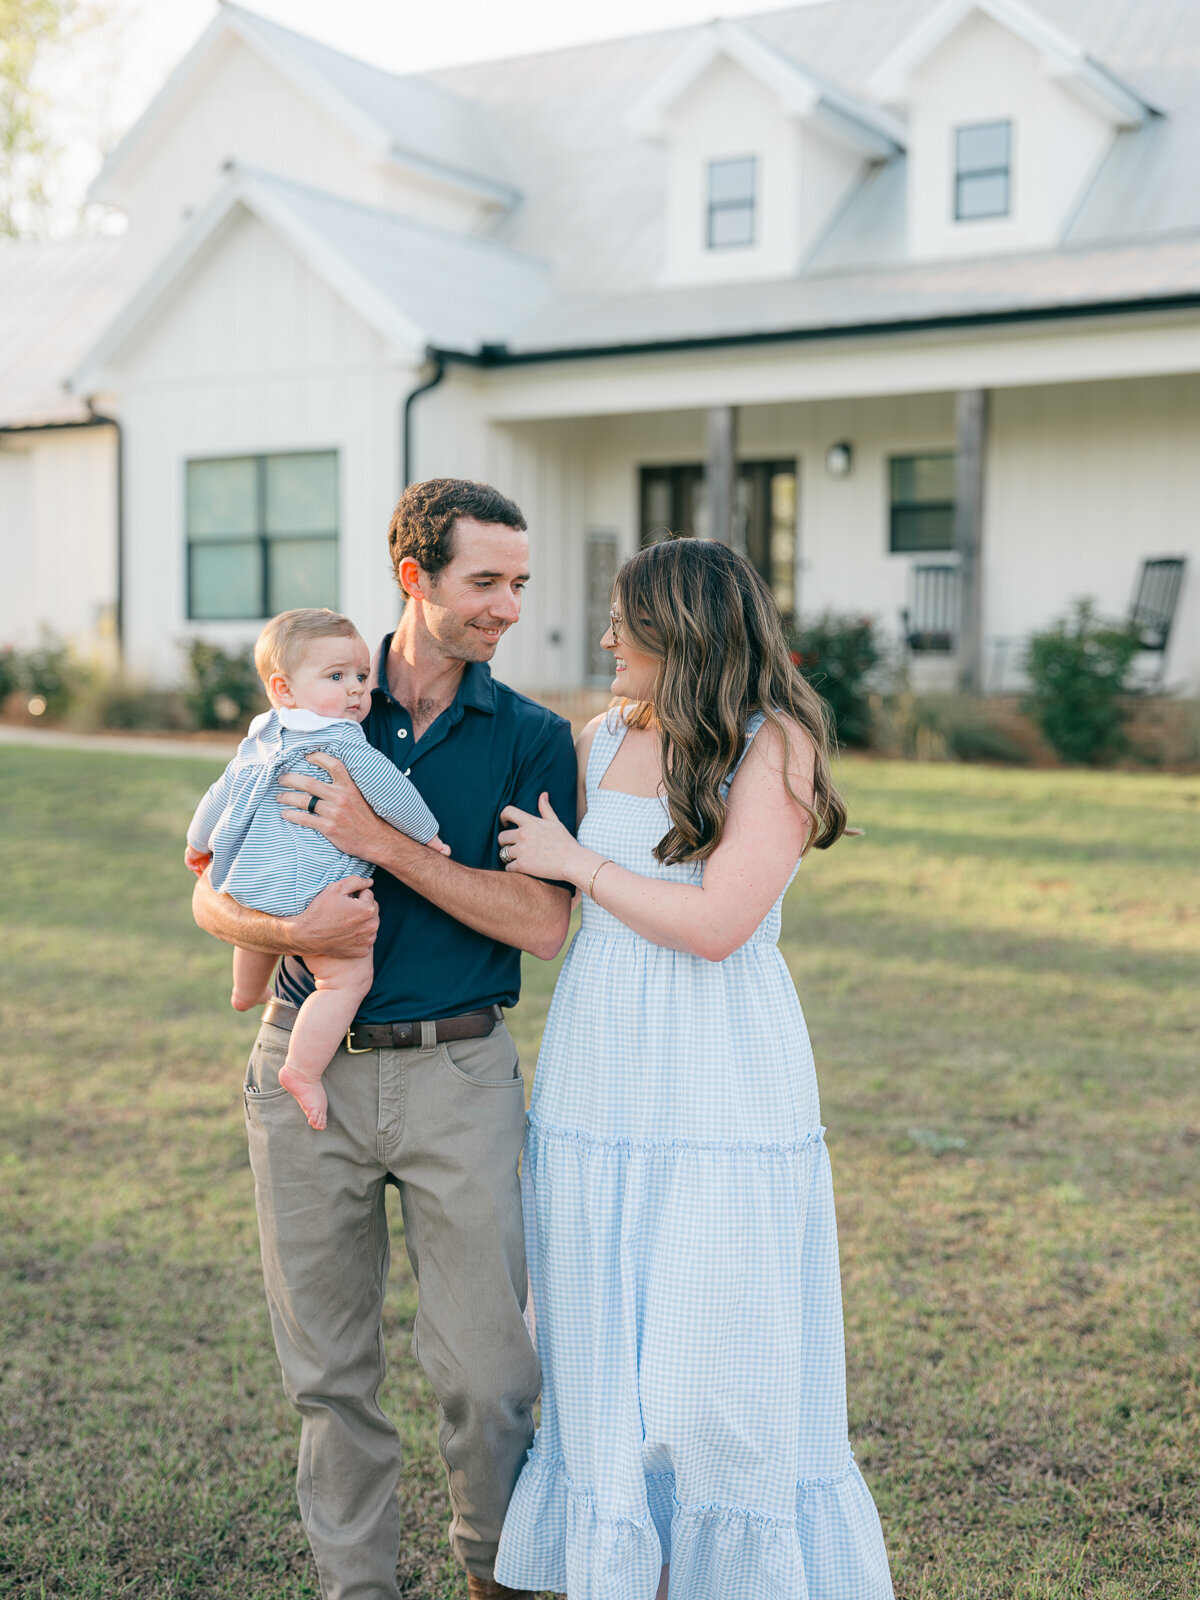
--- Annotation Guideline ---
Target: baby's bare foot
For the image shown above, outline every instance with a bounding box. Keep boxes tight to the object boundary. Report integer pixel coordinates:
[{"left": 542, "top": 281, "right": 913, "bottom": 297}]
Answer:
[{"left": 278, "top": 1063, "right": 328, "bottom": 1131}]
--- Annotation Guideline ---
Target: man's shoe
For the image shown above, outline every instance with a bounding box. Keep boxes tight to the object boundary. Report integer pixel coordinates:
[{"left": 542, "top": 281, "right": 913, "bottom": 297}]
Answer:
[{"left": 465, "top": 1578, "right": 536, "bottom": 1600}]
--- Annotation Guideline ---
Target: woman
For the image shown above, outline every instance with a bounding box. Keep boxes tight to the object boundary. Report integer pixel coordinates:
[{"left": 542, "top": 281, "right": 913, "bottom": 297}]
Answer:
[{"left": 493, "top": 537, "right": 892, "bottom": 1600}]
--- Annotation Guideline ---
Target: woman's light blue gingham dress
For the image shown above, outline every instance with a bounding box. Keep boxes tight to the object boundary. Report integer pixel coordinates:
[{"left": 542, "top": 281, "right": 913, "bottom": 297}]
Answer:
[{"left": 495, "top": 712, "right": 893, "bottom": 1600}]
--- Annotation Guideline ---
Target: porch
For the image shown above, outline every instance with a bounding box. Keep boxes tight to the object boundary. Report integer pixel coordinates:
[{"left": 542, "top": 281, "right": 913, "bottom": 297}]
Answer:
[{"left": 467, "top": 371, "right": 1199, "bottom": 698}]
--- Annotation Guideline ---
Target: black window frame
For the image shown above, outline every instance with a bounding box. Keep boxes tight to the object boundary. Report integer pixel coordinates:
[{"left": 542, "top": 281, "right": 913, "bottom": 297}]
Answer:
[
  {"left": 185, "top": 449, "right": 339, "bottom": 622},
  {"left": 888, "top": 453, "right": 956, "bottom": 554},
  {"left": 954, "top": 119, "right": 1012, "bottom": 222},
  {"left": 706, "top": 155, "right": 757, "bottom": 250}
]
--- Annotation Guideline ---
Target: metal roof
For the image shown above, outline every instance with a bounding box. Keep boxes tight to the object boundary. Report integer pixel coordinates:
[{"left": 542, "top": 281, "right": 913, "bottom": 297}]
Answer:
[
  {"left": 0, "top": 236, "right": 125, "bottom": 427},
  {"left": 428, "top": 0, "right": 1200, "bottom": 303},
  {"left": 16, "top": 0, "right": 1200, "bottom": 423},
  {"left": 496, "top": 227, "right": 1200, "bottom": 359},
  {"left": 69, "top": 167, "right": 553, "bottom": 392},
  {"left": 222, "top": 8, "right": 520, "bottom": 203},
  {"left": 233, "top": 169, "right": 551, "bottom": 352},
  {"left": 90, "top": 4, "right": 519, "bottom": 209}
]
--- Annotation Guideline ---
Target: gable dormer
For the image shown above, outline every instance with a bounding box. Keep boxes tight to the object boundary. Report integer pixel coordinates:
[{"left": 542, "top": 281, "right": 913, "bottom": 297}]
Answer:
[
  {"left": 870, "top": 0, "right": 1154, "bottom": 262},
  {"left": 630, "top": 21, "right": 902, "bottom": 286},
  {"left": 89, "top": 5, "right": 518, "bottom": 286}
]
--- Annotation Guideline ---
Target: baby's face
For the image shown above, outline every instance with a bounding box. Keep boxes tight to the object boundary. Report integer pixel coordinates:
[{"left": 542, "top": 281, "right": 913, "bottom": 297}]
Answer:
[{"left": 284, "top": 635, "right": 372, "bottom": 722}]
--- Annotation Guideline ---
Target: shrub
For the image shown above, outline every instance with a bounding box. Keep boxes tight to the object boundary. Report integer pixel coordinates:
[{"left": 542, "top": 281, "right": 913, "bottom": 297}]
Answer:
[
  {"left": 903, "top": 694, "right": 1028, "bottom": 765},
  {"left": 0, "top": 632, "right": 88, "bottom": 717},
  {"left": 1022, "top": 600, "right": 1140, "bottom": 765},
  {"left": 69, "top": 677, "right": 193, "bottom": 733},
  {"left": 24, "top": 635, "right": 81, "bottom": 713},
  {"left": 182, "top": 640, "right": 266, "bottom": 730},
  {"left": 0, "top": 646, "right": 19, "bottom": 703},
  {"left": 787, "top": 615, "right": 881, "bottom": 747}
]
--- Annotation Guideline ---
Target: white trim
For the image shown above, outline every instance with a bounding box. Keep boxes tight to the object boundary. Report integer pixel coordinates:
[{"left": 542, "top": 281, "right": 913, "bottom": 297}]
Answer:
[
  {"left": 478, "top": 311, "right": 1200, "bottom": 423},
  {"left": 628, "top": 18, "right": 904, "bottom": 159},
  {"left": 868, "top": 0, "right": 1153, "bottom": 127},
  {"left": 70, "top": 168, "right": 426, "bottom": 393}
]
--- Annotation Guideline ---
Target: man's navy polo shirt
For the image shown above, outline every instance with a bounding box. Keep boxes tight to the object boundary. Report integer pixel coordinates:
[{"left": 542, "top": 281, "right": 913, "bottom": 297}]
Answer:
[{"left": 276, "top": 633, "right": 576, "bottom": 1021}]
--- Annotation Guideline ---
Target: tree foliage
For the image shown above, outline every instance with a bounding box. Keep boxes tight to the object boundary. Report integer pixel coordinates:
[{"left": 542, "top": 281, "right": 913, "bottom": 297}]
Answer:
[{"left": 0, "top": 0, "right": 68, "bottom": 234}]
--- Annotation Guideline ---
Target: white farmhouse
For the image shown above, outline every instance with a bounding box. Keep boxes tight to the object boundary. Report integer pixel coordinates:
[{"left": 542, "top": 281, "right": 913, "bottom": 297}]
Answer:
[{"left": 3, "top": 0, "right": 1198, "bottom": 694}]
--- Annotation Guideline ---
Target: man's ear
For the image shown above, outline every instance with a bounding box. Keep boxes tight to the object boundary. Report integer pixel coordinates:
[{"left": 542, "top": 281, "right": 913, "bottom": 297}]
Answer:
[{"left": 398, "top": 556, "right": 428, "bottom": 601}]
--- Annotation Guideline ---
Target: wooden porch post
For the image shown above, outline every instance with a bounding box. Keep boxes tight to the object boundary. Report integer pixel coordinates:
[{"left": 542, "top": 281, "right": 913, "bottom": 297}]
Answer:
[
  {"left": 706, "top": 405, "right": 739, "bottom": 551},
  {"left": 954, "top": 388, "right": 987, "bottom": 694}
]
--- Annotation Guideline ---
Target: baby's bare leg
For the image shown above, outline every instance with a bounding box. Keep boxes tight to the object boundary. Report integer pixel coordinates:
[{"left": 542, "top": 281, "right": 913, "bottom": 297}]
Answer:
[
  {"left": 231, "top": 947, "right": 278, "bottom": 1012},
  {"left": 277, "top": 953, "right": 374, "bottom": 1131}
]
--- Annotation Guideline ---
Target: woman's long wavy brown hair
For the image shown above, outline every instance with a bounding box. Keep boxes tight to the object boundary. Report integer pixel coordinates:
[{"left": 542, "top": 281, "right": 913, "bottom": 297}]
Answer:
[{"left": 614, "top": 535, "right": 847, "bottom": 863}]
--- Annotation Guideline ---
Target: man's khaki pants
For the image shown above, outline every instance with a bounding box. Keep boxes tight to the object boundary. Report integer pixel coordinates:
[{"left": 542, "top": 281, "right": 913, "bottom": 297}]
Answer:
[{"left": 243, "top": 1015, "right": 539, "bottom": 1599}]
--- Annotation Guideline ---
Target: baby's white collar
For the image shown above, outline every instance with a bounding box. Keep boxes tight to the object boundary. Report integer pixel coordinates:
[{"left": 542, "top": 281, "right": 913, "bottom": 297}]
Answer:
[{"left": 277, "top": 708, "right": 356, "bottom": 732}]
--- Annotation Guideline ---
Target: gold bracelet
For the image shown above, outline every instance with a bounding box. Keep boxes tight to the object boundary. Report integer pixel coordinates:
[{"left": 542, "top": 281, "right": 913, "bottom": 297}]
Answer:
[{"left": 586, "top": 857, "right": 615, "bottom": 900}]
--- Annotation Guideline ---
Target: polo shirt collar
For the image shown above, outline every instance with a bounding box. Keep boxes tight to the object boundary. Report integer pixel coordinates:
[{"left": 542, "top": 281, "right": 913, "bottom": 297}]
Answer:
[{"left": 370, "top": 633, "right": 496, "bottom": 717}]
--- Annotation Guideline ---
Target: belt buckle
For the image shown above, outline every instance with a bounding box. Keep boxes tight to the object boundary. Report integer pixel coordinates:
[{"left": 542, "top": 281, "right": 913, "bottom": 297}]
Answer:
[{"left": 344, "top": 1028, "right": 373, "bottom": 1054}]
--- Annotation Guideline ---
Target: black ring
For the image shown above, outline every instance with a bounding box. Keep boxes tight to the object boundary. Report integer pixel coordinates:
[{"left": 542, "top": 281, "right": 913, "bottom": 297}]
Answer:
[{"left": 307, "top": 793, "right": 319, "bottom": 815}]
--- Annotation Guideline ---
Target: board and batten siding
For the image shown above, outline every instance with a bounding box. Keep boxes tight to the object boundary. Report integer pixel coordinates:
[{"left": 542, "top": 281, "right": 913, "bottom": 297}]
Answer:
[
  {"left": 0, "top": 426, "right": 118, "bottom": 660},
  {"left": 111, "top": 207, "right": 419, "bottom": 678},
  {"left": 985, "top": 374, "right": 1200, "bottom": 690}
]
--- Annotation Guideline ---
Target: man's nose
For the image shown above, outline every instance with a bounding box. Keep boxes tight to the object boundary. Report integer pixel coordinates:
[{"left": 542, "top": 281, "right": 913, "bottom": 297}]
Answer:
[{"left": 492, "top": 590, "right": 522, "bottom": 623}]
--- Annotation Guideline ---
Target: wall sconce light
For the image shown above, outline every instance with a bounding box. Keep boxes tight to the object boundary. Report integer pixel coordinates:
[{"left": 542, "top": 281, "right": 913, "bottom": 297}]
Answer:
[{"left": 825, "top": 441, "right": 853, "bottom": 478}]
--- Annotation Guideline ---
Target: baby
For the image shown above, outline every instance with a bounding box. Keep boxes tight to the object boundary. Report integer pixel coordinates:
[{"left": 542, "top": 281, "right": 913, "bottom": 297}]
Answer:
[{"left": 185, "top": 607, "right": 447, "bottom": 1131}]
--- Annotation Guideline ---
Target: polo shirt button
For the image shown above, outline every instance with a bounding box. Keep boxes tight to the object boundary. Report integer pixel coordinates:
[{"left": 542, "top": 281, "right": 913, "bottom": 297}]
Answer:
[
  {"left": 403, "top": 768, "right": 411, "bottom": 777},
  {"left": 397, "top": 729, "right": 408, "bottom": 738}
]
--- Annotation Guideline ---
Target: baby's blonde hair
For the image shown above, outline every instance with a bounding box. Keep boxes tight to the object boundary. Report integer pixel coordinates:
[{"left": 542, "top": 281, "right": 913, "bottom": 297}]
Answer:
[{"left": 254, "top": 608, "right": 363, "bottom": 689}]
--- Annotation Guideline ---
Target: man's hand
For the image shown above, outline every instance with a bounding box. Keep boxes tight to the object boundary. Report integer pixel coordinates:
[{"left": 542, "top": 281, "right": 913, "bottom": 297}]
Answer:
[
  {"left": 276, "top": 752, "right": 391, "bottom": 864},
  {"left": 192, "top": 868, "right": 378, "bottom": 959},
  {"left": 289, "top": 876, "right": 379, "bottom": 960}
]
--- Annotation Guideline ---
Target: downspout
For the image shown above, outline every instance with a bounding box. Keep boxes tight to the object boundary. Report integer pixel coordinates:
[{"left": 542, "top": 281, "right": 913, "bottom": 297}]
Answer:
[
  {"left": 401, "top": 351, "right": 446, "bottom": 491},
  {"left": 85, "top": 402, "right": 125, "bottom": 665}
]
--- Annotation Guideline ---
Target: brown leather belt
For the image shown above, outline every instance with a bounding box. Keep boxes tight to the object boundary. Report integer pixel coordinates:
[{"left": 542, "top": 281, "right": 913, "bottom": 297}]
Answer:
[{"left": 262, "top": 997, "right": 501, "bottom": 1054}]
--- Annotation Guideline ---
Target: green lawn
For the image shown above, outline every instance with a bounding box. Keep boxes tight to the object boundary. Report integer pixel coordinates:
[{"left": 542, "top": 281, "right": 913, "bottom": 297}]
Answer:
[{"left": 1, "top": 746, "right": 1197, "bottom": 1599}]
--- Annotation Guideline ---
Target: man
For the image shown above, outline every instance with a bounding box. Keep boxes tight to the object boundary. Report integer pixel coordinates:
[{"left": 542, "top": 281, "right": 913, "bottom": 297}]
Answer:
[{"left": 192, "top": 479, "right": 575, "bottom": 1600}]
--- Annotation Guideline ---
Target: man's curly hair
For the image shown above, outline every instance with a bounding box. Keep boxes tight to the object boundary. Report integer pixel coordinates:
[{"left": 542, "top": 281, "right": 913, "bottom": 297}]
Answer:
[{"left": 388, "top": 478, "right": 527, "bottom": 590}]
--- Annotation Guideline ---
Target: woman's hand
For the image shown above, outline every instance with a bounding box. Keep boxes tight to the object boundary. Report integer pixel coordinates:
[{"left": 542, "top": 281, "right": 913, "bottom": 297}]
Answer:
[{"left": 499, "top": 793, "right": 585, "bottom": 884}]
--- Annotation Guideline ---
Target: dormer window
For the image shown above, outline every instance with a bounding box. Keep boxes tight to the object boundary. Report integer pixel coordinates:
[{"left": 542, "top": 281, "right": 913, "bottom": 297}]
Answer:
[
  {"left": 707, "top": 156, "right": 756, "bottom": 248},
  {"left": 954, "top": 120, "right": 1011, "bottom": 221}
]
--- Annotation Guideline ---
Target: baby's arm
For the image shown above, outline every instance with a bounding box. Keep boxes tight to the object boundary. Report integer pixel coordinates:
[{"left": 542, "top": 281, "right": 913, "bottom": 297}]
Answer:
[
  {"left": 338, "top": 742, "right": 444, "bottom": 848},
  {"left": 185, "top": 765, "right": 237, "bottom": 872}
]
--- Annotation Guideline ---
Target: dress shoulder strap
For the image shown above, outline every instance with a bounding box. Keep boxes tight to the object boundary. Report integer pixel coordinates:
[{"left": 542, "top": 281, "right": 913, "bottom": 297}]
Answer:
[
  {"left": 585, "top": 706, "right": 629, "bottom": 796},
  {"left": 722, "top": 711, "right": 768, "bottom": 793}
]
